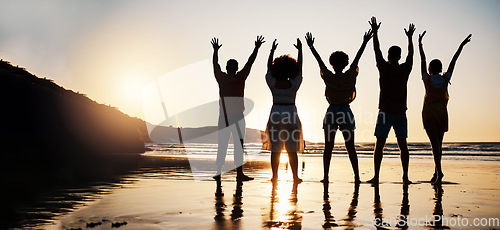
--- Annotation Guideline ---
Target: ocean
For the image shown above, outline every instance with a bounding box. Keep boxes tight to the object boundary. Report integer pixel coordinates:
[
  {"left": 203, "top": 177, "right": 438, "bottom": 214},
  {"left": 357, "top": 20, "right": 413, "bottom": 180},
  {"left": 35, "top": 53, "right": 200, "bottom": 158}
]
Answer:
[{"left": 145, "top": 142, "right": 500, "bottom": 161}]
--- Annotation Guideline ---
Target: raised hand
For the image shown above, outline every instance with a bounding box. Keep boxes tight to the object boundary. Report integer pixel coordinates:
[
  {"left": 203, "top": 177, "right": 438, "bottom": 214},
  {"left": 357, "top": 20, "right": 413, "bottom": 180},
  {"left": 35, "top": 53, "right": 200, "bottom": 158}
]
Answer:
[
  {"left": 211, "top": 37, "right": 222, "bottom": 50},
  {"left": 271, "top": 39, "right": 278, "bottom": 51},
  {"left": 461, "top": 34, "right": 472, "bottom": 47},
  {"left": 255, "top": 35, "right": 265, "bottom": 48},
  {"left": 363, "top": 29, "right": 374, "bottom": 42},
  {"left": 418, "top": 31, "right": 426, "bottom": 44},
  {"left": 405, "top": 23, "right": 416, "bottom": 37},
  {"left": 294, "top": 38, "right": 302, "bottom": 50},
  {"left": 369, "top": 16, "right": 381, "bottom": 32},
  {"left": 305, "top": 32, "right": 315, "bottom": 47}
]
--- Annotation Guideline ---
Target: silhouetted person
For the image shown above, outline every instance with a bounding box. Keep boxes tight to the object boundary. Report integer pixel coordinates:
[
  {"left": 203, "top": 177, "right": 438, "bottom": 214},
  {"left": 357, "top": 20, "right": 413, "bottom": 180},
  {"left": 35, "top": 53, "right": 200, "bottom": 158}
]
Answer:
[
  {"left": 367, "top": 17, "right": 415, "bottom": 185},
  {"left": 211, "top": 36, "right": 265, "bottom": 181},
  {"left": 419, "top": 32, "right": 471, "bottom": 184},
  {"left": 263, "top": 39, "right": 304, "bottom": 183},
  {"left": 305, "top": 29, "right": 373, "bottom": 184}
]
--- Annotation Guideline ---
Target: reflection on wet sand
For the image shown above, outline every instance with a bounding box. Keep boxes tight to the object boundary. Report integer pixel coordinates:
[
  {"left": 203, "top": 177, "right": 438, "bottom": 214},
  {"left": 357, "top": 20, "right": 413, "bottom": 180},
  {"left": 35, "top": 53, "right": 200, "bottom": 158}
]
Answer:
[
  {"left": 429, "top": 184, "right": 448, "bottom": 229},
  {"left": 263, "top": 181, "right": 302, "bottom": 229},
  {"left": 373, "top": 185, "right": 390, "bottom": 229},
  {"left": 396, "top": 184, "right": 410, "bottom": 229},
  {"left": 341, "top": 183, "right": 360, "bottom": 229},
  {"left": 322, "top": 183, "right": 337, "bottom": 228},
  {"left": 214, "top": 180, "right": 244, "bottom": 229}
]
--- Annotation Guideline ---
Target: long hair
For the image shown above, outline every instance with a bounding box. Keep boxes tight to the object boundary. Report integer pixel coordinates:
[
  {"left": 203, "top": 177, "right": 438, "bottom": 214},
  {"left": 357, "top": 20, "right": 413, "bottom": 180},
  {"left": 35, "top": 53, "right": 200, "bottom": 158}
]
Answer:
[{"left": 271, "top": 55, "right": 298, "bottom": 80}]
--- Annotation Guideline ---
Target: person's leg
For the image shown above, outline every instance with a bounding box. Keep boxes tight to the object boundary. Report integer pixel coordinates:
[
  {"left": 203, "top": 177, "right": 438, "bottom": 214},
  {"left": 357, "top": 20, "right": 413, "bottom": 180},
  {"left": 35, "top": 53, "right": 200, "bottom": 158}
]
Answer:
[
  {"left": 426, "top": 128, "right": 444, "bottom": 183},
  {"left": 394, "top": 113, "right": 411, "bottom": 184},
  {"left": 234, "top": 118, "right": 253, "bottom": 181},
  {"left": 397, "top": 138, "right": 411, "bottom": 184},
  {"left": 367, "top": 137, "right": 386, "bottom": 184},
  {"left": 343, "top": 130, "right": 360, "bottom": 183},
  {"left": 369, "top": 111, "right": 390, "bottom": 184},
  {"left": 287, "top": 151, "right": 302, "bottom": 183},
  {"left": 215, "top": 117, "right": 231, "bottom": 180},
  {"left": 271, "top": 151, "right": 280, "bottom": 182},
  {"left": 322, "top": 128, "right": 336, "bottom": 183}
]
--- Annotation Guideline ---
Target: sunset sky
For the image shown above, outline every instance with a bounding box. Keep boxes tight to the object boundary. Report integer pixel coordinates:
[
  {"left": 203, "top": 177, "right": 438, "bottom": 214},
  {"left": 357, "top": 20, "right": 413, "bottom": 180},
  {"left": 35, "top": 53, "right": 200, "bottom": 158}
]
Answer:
[{"left": 1, "top": 0, "right": 499, "bottom": 143}]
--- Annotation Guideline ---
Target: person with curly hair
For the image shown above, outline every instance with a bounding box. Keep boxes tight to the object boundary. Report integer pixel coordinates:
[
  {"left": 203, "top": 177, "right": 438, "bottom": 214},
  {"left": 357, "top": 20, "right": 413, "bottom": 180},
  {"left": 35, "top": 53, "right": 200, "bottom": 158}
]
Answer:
[
  {"left": 264, "top": 38, "right": 304, "bottom": 183},
  {"left": 305, "top": 29, "right": 373, "bottom": 184}
]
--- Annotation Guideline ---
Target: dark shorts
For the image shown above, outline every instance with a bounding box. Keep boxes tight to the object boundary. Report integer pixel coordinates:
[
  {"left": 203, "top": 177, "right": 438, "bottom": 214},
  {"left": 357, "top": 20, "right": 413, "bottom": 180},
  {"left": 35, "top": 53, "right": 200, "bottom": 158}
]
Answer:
[
  {"left": 374, "top": 111, "right": 408, "bottom": 138},
  {"left": 323, "top": 104, "right": 356, "bottom": 132}
]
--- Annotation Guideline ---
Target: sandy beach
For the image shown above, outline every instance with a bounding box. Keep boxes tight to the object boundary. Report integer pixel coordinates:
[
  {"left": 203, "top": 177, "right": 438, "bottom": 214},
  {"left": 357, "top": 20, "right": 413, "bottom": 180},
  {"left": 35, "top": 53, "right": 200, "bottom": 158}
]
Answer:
[{"left": 30, "top": 146, "right": 500, "bottom": 230}]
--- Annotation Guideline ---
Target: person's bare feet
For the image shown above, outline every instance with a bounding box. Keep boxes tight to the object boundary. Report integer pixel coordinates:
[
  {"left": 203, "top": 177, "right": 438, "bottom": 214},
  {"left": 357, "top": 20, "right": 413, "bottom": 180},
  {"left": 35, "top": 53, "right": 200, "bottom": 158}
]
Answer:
[
  {"left": 430, "top": 172, "right": 437, "bottom": 183},
  {"left": 354, "top": 177, "right": 361, "bottom": 184},
  {"left": 236, "top": 174, "right": 254, "bottom": 182},
  {"left": 213, "top": 174, "right": 221, "bottom": 181},
  {"left": 294, "top": 177, "right": 303, "bottom": 184},
  {"left": 366, "top": 177, "right": 379, "bottom": 184},
  {"left": 431, "top": 173, "right": 444, "bottom": 184},
  {"left": 320, "top": 178, "right": 329, "bottom": 183}
]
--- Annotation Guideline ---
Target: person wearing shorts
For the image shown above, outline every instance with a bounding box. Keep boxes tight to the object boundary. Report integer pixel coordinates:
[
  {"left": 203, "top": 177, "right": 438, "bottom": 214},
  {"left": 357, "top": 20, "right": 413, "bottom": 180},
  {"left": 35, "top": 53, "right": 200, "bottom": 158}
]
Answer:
[
  {"left": 367, "top": 17, "right": 415, "bottom": 185},
  {"left": 305, "top": 29, "right": 373, "bottom": 183}
]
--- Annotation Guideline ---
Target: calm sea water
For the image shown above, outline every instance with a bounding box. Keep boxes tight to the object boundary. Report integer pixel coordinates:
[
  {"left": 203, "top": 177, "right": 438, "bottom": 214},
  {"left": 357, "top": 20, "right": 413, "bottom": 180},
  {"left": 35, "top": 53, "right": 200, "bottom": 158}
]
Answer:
[{"left": 145, "top": 142, "right": 500, "bottom": 161}]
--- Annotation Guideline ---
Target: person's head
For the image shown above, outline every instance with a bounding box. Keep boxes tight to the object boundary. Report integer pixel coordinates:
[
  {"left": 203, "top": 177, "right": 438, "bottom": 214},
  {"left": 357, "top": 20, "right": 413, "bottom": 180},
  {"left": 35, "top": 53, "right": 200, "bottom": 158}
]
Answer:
[
  {"left": 429, "top": 59, "right": 443, "bottom": 75},
  {"left": 329, "top": 51, "right": 349, "bottom": 72},
  {"left": 226, "top": 59, "right": 238, "bottom": 74},
  {"left": 388, "top": 45, "right": 402, "bottom": 63},
  {"left": 271, "top": 55, "right": 298, "bottom": 80}
]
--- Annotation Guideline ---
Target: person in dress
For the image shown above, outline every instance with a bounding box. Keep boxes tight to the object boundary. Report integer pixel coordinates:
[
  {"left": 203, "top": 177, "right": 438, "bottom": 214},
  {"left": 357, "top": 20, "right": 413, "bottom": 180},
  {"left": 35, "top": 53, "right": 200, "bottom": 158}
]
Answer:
[
  {"left": 264, "top": 38, "right": 304, "bottom": 183},
  {"left": 418, "top": 31, "right": 471, "bottom": 184}
]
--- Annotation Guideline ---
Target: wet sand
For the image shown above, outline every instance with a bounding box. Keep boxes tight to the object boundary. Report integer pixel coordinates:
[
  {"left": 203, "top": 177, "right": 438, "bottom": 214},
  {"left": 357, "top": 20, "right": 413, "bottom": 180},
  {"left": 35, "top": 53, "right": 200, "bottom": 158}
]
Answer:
[{"left": 46, "top": 154, "right": 500, "bottom": 229}]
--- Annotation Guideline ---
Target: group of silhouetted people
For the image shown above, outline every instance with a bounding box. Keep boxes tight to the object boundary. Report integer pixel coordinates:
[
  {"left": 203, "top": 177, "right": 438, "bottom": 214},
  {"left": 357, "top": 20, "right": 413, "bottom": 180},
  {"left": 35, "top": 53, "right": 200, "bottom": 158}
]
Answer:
[{"left": 212, "top": 16, "right": 471, "bottom": 185}]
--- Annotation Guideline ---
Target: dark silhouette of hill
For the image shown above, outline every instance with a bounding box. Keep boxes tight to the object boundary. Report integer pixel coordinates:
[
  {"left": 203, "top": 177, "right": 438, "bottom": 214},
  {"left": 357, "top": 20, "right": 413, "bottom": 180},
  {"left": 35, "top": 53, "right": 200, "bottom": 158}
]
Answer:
[
  {"left": 0, "top": 59, "right": 153, "bottom": 228},
  {"left": 0, "top": 59, "right": 150, "bottom": 156}
]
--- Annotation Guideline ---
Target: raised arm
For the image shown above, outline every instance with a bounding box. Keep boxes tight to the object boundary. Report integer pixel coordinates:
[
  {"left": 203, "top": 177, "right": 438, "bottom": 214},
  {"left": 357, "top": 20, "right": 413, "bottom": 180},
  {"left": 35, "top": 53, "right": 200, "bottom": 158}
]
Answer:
[
  {"left": 305, "top": 32, "right": 328, "bottom": 73},
  {"left": 404, "top": 23, "right": 416, "bottom": 66},
  {"left": 369, "top": 17, "right": 384, "bottom": 64},
  {"left": 294, "top": 38, "right": 303, "bottom": 73},
  {"left": 240, "top": 35, "right": 265, "bottom": 76},
  {"left": 268, "top": 39, "right": 278, "bottom": 71},
  {"left": 350, "top": 29, "right": 373, "bottom": 70},
  {"left": 447, "top": 34, "right": 472, "bottom": 76},
  {"left": 418, "top": 31, "right": 427, "bottom": 77},
  {"left": 211, "top": 37, "right": 222, "bottom": 75}
]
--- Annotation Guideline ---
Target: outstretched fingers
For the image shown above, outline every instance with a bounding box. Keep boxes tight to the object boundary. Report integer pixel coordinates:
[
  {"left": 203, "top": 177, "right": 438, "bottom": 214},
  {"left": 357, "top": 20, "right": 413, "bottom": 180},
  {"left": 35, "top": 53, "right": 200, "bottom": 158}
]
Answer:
[
  {"left": 369, "top": 16, "right": 381, "bottom": 31},
  {"left": 364, "top": 29, "right": 374, "bottom": 41},
  {"left": 294, "top": 38, "right": 302, "bottom": 50},
  {"left": 211, "top": 37, "right": 221, "bottom": 49},
  {"left": 255, "top": 35, "right": 265, "bottom": 48},
  {"left": 405, "top": 23, "right": 416, "bottom": 37},
  {"left": 305, "top": 32, "right": 315, "bottom": 47},
  {"left": 271, "top": 39, "right": 278, "bottom": 50},
  {"left": 418, "top": 31, "right": 426, "bottom": 44}
]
